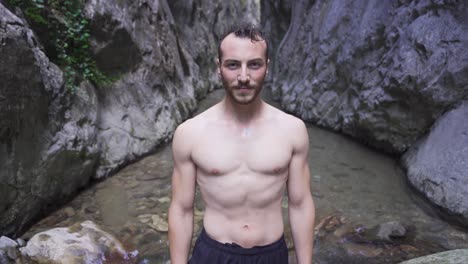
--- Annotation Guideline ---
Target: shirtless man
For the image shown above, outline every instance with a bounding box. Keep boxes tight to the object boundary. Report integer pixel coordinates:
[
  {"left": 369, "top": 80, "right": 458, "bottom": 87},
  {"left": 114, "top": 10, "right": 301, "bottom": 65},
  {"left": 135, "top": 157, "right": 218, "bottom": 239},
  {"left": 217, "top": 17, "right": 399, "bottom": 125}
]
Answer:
[{"left": 168, "top": 24, "right": 315, "bottom": 263}]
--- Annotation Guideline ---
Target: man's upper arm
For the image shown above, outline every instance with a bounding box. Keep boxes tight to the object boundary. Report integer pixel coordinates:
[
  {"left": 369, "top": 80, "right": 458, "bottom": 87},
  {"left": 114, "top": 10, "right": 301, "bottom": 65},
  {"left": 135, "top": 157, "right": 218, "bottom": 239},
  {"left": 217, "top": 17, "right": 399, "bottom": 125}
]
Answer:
[
  {"left": 287, "top": 118, "right": 311, "bottom": 206},
  {"left": 171, "top": 120, "right": 197, "bottom": 210}
]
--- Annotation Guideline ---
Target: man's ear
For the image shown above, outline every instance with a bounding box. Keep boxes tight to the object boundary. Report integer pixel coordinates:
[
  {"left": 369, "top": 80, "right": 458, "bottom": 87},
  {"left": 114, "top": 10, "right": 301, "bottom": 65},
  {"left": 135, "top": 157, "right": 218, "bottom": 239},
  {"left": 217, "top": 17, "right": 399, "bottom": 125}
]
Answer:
[
  {"left": 266, "top": 59, "right": 270, "bottom": 75},
  {"left": 216, "top": 58, "right": 221, "bottom": 75}
]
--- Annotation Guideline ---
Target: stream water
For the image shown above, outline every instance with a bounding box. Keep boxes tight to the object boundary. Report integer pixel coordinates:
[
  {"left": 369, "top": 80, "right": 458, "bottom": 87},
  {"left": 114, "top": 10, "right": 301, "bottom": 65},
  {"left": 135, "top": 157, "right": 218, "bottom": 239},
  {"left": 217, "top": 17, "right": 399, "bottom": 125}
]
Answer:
[{"left": 22, "top": 89, "right": 468, "bottom": 263}]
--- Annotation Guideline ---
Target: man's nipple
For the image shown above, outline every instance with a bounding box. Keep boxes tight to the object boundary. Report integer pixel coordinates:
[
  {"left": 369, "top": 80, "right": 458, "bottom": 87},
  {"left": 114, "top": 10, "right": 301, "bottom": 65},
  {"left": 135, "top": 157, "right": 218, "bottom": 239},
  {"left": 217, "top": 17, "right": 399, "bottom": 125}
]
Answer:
[{"left": 211, "top": 169, "right": 220, "bottom": 175}]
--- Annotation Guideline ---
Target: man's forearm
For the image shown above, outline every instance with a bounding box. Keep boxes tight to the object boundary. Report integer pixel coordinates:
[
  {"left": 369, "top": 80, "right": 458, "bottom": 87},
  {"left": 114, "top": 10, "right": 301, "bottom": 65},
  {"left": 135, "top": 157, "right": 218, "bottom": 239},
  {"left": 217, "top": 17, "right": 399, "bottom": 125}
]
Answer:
[
  {"left": 168, "top": 205, "right": 194, "bottom": 264},
  {"left": 289, "top": 198, "right": 315, "bottom": 264}
]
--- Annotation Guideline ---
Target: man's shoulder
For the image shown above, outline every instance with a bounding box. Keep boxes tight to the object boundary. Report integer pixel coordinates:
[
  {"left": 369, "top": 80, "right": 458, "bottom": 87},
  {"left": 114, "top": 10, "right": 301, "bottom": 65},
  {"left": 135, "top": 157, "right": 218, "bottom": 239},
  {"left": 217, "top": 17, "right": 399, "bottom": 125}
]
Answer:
[
  {"left": 267, "top": 104, "right": 306, "bottom": 129},
  {"left": 174, "top": 104, "right": 218, "bottom": 136}
]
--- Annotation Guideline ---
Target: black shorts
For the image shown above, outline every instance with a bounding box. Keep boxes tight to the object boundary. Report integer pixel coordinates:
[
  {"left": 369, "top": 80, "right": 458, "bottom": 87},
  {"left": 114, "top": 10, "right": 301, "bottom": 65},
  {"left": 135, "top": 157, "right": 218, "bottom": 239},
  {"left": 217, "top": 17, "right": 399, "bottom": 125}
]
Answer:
[{"left": 188, "top": 228, "right": 288, "bottom": 264}]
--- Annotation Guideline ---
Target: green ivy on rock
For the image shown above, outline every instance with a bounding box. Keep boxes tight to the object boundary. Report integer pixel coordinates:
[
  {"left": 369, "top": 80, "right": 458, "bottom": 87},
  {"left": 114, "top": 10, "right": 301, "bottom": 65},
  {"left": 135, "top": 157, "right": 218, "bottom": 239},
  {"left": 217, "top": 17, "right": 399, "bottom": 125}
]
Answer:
[{"left": 5, "top": 0, "right": 111, "bottom": 92}]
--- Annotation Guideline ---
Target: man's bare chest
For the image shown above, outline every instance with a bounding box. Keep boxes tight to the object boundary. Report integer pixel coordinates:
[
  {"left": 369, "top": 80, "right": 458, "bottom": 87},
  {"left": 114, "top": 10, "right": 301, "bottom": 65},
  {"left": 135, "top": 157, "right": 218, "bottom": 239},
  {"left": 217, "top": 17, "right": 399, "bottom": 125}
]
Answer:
[{"left": 191, "top": 127, "right": 292, "bottom": 176}]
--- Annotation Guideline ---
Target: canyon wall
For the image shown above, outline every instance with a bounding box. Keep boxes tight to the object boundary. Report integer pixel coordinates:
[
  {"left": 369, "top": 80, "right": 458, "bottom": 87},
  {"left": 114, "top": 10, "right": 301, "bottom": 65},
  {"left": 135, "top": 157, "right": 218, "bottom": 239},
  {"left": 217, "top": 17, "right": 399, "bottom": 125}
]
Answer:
[{"left": 0, "top": 0, "right": 259, "bottom": 236}]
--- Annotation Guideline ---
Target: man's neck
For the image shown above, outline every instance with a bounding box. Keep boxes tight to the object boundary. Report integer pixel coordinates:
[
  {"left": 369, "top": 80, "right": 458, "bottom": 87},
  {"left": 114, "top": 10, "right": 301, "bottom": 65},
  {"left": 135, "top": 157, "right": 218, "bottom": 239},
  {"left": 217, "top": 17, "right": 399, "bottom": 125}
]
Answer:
[{"left": 220, "top": 96, "right": 265, "bottom": 126}]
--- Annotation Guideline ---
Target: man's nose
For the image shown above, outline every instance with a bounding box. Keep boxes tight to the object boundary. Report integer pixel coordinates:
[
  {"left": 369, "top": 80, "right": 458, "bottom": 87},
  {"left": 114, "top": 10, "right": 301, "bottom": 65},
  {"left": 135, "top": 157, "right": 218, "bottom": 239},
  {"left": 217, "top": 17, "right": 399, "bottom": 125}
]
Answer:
[{"left": 237, "top": 67, "right": 250, "bottom": 83}]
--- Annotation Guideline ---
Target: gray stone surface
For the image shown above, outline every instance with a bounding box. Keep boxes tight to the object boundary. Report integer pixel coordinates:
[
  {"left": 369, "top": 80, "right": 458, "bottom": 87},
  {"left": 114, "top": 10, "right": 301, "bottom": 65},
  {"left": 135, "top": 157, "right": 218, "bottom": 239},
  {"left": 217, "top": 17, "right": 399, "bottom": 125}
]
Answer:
[
  {"left": 402, "top": 101, "right": 468, "bottom": 226},
  {"left": 0, "top": 236, "right": 19, "bottom": 263},
  {"left": 0, "top": 4, "right": 99, "bottom": 236},
  {"left": 376, "top": 221, "right": 406, "bottom": 241},
  {"left": 263, "top": 0, "right": 468, "bottom": 153},
  {"left": 0, "top": 236, "right": 17, "bottom": 251},
  {"left": 20, "top": 221, "right": 137, "bottom": 264},
  {"left": 84, "top": 0, "right": 196, "bottom": 177},
  {"left": 87, "top": 0, "right": 260, "bottom": 178},
  {"left": 399, "top": 249, "right": 468, "bottom": 264},
  {"left": 260, "top": 0, "right": 291, "bottom": 84}
]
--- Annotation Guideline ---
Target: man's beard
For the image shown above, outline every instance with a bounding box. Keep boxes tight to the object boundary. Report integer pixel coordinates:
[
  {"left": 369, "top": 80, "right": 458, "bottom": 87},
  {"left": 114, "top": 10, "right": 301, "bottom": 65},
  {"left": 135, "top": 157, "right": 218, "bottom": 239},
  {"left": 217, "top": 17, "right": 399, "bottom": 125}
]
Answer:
[{"left": 225, "top": 83, "right": 262, "bottom": 105}]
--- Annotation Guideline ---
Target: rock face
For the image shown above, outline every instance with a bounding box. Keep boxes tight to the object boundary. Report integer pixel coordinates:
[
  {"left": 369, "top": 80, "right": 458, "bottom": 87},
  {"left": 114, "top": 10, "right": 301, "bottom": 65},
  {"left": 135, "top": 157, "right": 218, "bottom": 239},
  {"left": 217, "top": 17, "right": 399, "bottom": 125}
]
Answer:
[
  {"left": 84, "top": 0, "right": 197, "bottom": 177},
  {"left": 264, "top": 0, "right": 468, "bottom": 153},
  {"left": 0, "top": 1, "right": 259, "bottom": 236},
  {"left": 402, "top": 101, "right": 468, "bottom": 226},
  {"left": 260, "top": 0, "right": 291, "bottom": 84},
  {"left": 0, "top": 5, "right": 99, "bottom": 236},
  {"left": 20, "top": 221, "right": 137, "bottom": 264},
  {"left": 88, "top": 0, "right": 260, "bottom": 177},
  {"left": 399, "top": 249, "right": 468, "bottom": 264},
  {"left": 0, "top": 236, "right": 19, "bottom": 264}
]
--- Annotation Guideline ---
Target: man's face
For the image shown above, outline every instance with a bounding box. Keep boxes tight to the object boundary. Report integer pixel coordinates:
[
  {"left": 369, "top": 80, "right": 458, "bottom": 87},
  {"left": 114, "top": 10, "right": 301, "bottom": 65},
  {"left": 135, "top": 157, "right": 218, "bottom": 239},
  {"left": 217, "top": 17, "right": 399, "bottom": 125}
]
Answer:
[{"left": 217, "top": 33, "right": 269, "bottom": 105}]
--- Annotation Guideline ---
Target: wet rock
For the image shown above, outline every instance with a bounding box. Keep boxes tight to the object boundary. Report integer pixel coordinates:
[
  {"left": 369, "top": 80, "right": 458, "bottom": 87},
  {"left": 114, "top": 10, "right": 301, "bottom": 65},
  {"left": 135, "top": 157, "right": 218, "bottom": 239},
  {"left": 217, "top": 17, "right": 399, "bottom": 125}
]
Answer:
[
  {"left": 157, "top": 197, "right": 171, "bottom": 203},
  {"left": 15, "top": 238, "right": 25, "bottom": 247},
  {"left": 137, "top": 214, "right": 152, "bottom": 224},
  {"left": 20, "top": 221, "right": 137, "bottom": 264},
  {"left": 0, "top": 236, "right": 17, "bottom": 249},
  {"left": 314, "top": 214, "right": 347, "bottom": 237},
  {"left": 313, "top": 216, "right": 449, "bottom": 264},
  {"left": 377, "top": 221, "right": 407, "bottom": 241},
  {"left": 136, "top": 172, "right": 165, "bottom": 181},
  {"left": 0, "top": 236, "right": 19, "bottom": 263},
  {"left": 399, "top": 249, "right": 468, "bottom": 264},
  {"left": 63, "top": 207, "right": 76, "bottom": 218},
  {"left": 402, "top": 101, "right": 468, "bottom": 226},
  {"left": 149, "top": 215, "right": 168, "bottom": 232}
]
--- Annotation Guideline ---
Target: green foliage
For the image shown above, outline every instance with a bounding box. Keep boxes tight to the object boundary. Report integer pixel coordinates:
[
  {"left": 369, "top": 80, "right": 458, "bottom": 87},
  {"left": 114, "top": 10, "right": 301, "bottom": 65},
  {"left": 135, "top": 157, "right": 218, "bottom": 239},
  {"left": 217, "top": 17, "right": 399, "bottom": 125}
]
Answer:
[{"left": 5, "top": 0, "right": 111, "bottom": 92}]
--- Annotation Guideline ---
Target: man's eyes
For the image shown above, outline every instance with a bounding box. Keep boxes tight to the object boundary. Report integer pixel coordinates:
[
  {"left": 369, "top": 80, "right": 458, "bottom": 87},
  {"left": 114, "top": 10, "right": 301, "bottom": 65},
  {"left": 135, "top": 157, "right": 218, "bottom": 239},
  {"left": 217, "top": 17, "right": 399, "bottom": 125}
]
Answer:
[
  {"left": 226, "top": 63, "right": 239, "bottom": 69},
  {"left": 224, "top": 61, "right": 264, "bottom": 69},
  {"left": 248, "top": 62, "right": 262, "bottom": 68}
]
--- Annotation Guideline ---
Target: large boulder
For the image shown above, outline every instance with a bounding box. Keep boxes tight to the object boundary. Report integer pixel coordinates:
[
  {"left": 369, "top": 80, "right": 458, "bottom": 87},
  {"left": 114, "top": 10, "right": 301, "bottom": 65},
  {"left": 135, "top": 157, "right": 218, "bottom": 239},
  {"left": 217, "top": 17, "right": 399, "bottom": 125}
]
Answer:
[
  {"left": 20, "top": 221, "right": 137, "bottom": 263},
  {"left": 264, "top": 0, "right": 468, "bottom": 153},
  {"left": 402, "top": 101, "right": 468, "bottom": 226},
  {"left": 0, "top": 236, "right": 19, "bottom": 264},
  {"left": 399, "top": 249, "right": 468, "bottom": 264},
  {"left": 0, "top": 4, "right": 99, "bottom": 236}
]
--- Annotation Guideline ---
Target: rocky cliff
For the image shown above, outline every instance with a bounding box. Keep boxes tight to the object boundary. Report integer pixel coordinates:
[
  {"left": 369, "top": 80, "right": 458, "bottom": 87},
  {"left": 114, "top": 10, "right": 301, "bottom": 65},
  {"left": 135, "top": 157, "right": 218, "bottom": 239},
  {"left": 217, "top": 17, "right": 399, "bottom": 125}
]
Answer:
[
  {"left": 265, "top": 0, "right": 467, "bottom": 154},
  {"left": 263, "top": 0, "right": 468, "bottom": 226},
  {"left": 0, "top": 0, "right": 259, "bottom": 236}
]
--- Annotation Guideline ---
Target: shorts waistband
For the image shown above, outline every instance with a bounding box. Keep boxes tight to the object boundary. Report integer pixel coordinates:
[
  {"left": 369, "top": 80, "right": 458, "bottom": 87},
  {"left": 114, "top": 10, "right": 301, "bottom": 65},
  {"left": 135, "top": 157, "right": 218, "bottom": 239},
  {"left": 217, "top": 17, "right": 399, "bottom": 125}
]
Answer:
[{"left": 197, "top": 228, "right": 287, "bottom": 256}]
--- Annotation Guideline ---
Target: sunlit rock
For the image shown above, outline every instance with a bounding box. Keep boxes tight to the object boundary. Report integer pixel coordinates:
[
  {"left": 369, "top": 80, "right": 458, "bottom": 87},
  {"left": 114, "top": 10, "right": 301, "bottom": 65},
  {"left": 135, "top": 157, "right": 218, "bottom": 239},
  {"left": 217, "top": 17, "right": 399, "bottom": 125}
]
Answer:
[
  {"left": 150, "top": 215, "right": 168, "bottom": 233},
  {"left": 20, "top": 221, "right": 137, "bottom": 264},
  {"left": 0, "top": 236, "right": 19, "bottom": 263}
]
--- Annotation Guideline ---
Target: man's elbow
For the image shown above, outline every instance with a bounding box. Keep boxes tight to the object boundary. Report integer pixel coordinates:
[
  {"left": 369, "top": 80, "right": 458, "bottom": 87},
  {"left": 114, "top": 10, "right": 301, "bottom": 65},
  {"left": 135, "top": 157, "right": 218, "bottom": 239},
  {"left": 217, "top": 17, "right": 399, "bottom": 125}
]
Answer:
[
  {"left": 289, "top": 193, "right": 314, "bottom": 211},
  {"left": 169, "top": 200, "right": 194, "bottom": 218}
]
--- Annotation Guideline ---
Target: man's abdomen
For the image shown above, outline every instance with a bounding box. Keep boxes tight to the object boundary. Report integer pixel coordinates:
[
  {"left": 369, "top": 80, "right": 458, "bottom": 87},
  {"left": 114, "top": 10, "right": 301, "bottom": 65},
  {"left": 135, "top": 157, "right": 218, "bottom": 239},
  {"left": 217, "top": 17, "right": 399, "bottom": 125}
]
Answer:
[{"left": 202, "top": 203, "right": 285, "bottom": 248}]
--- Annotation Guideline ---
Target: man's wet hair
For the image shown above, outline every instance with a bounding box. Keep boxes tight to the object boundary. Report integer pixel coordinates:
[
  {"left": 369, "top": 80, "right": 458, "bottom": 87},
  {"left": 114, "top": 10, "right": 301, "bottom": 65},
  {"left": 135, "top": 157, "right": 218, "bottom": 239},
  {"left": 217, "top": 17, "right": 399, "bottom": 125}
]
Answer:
[{"left": 218, "top": 23, "right": 269, "bottom": 62}]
